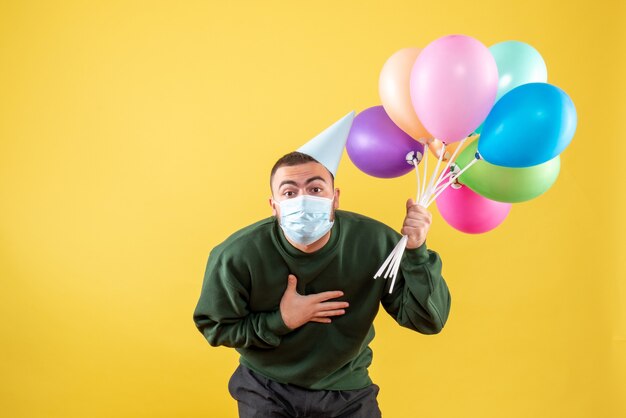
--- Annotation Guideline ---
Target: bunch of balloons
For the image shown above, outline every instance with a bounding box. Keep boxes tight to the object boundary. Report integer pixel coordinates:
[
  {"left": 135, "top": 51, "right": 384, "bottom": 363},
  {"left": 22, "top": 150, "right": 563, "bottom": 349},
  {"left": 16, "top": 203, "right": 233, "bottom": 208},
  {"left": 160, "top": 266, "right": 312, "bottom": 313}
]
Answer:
[
  {"left": 346, "top": 34, "right": 577, "bottom": 290},
  {"left": 347, "top": 34, "right": 577, "bottom": 234}
]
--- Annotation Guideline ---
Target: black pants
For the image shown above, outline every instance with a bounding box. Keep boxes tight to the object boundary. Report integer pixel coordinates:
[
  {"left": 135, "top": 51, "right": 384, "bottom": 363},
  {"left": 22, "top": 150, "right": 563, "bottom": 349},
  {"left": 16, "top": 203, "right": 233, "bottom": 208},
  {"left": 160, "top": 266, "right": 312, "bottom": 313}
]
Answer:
[{"left": 228, "top": 364, "right": 382, "bottom": 418}]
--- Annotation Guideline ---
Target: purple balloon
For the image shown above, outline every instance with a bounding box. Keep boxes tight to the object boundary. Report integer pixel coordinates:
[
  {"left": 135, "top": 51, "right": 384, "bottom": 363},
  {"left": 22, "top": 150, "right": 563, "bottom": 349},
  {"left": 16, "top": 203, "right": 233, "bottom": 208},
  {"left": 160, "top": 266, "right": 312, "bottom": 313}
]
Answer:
[{"left": 347, "top": 106, "right": 424, "bottom": 178}]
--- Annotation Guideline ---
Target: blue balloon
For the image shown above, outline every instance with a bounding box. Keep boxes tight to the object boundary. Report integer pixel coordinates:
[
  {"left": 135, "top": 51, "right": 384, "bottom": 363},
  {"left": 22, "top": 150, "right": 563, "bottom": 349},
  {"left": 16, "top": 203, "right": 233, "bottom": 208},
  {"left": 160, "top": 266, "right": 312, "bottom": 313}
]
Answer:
[{"left": 477, "top": 83, "right": 577, "bottom": 168}]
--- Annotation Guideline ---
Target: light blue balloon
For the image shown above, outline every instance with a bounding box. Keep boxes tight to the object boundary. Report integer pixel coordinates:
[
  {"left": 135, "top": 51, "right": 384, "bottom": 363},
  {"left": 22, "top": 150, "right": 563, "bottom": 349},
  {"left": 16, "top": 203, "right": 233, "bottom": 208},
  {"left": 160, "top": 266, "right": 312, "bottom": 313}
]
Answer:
[
  {"left": 474, "top": 42, "right": 547, "bottom": 137},
  {"left": 490, "top": 41, "right": 548, "bottom": 102},
  {"left": 478, "top": 83, "right": 577, "bottom": 168}
]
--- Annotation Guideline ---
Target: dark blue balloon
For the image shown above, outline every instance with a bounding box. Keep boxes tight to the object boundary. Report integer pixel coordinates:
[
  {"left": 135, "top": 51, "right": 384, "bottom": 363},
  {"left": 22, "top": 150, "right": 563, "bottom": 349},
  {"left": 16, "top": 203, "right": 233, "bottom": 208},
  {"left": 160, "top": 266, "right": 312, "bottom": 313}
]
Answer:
[{"left": 477, "top": 83, "right": 577, "bottom": 167}]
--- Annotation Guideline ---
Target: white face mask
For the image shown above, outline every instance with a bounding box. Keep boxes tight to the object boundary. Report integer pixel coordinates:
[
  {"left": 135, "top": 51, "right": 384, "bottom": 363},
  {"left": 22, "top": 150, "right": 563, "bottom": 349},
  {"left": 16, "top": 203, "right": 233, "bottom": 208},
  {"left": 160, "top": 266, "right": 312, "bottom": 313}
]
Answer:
[{"left": 275, "top": 195, "right": 334, "bottom": 246}]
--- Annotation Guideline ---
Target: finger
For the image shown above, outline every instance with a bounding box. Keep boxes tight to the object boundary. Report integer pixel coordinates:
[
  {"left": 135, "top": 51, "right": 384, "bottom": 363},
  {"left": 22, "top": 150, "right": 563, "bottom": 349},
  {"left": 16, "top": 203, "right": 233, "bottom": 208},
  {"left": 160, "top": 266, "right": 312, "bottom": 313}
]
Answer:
[
  {"left": 407, "top": 205, "right": 431, "bottom": 218},
  {"left": 311, "top": 291, "right": 344, "bottom": 302},
  {"left": 402, "top": 222, "right": 427, "bottom": 233},
  {"left": 406, "top": 239, "right": 425, "bottom": 250},
  {"left": 403, "top": 225, "right": 429, "bottom": 236},
  {"left": 405, "top": 217, "right": 430, "bottom": 227},
  {"left": 403, "top": 218, "right": 429, "bottom": 228},
  {"left": 286, "top": 274, "right": 297, "bottom": 293},
  {"left": 316, "top": 309, "right": 346, "bottom": 317},
  {"left": 310, "top": 318, "right": 332, "bottom": 324},
  {"left": 406, "top": 208, "right": 431, "bottom": 219},
  {"left": 317, "top": 301, "right": 350, "bottom": 310},
  {"left": 420, "top": 208, "right": 432, "bottom": 221},
  {"left": 402, "top": 226, "right": 427, "bottom": 239},
  {"left": 406, "top": 198, "right": 416, "bottom": 210}
]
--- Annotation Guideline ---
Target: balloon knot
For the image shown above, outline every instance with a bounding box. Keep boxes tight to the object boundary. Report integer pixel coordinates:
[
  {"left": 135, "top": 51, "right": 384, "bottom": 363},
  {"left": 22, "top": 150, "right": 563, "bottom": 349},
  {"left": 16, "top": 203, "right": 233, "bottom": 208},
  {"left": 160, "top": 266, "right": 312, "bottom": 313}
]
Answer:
[{"left": 406, "top": 150, "right": 422, "bottom": 165}]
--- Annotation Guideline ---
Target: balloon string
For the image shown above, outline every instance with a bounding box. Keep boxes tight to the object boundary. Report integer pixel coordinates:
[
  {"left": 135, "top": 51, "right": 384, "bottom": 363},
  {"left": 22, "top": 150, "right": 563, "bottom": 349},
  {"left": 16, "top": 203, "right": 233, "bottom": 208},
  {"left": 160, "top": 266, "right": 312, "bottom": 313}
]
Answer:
[
  {"left": 421, "top": 141, "right": 446, "bottom": 205},
  {"left": 451, "top": 156, "right": 479, "bottom": 182},
  {"left": 384, "top": 237, "right": 403, "bottom": 279},
  {"left": 433, "top": 174, "right": 452, "bottom": 196},
  {"left": 383, "top": 239, "right": 403, "bottom": 279},
  {"left": 374, "top": 238, "right": 402, "bottom": 278},
  {"left": 438, "top": 170, "right": 453, "bottom": 185},
  {"left": 426, "top": 157, "right": 480, "bottom": 207},
  {"left": 387, "top": 235, "right": 408, "bottom": 293},
  {"left": 433, "top": 170, "right": 455, "bottom": 197},
  {"left": 419, "top": 142, "right": 429, "bottom": 205},
  {"left": 432, "top": 136, "right": 470, "bottom": 196},
  {"left": 375, "top": 135, "right": 478, "bottom": 291},
  {"left": 414, "top": 158, "right": 421, "bottom": 203}
]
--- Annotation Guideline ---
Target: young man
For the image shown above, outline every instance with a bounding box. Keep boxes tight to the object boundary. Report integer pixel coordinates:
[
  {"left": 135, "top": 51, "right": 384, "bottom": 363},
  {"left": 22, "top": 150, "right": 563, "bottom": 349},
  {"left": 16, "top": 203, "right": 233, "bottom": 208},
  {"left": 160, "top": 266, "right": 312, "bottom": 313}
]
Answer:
[{"left": 193, "top": 113, "right": 451, "bottom": 417}]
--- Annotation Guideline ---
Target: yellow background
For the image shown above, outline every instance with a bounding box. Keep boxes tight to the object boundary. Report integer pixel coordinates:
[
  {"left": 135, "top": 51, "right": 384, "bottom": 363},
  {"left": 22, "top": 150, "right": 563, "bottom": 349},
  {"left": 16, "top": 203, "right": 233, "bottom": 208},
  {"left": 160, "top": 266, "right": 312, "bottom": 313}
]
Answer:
[{"left": 1, "top": 1, "right": 624, "bottom": 417}]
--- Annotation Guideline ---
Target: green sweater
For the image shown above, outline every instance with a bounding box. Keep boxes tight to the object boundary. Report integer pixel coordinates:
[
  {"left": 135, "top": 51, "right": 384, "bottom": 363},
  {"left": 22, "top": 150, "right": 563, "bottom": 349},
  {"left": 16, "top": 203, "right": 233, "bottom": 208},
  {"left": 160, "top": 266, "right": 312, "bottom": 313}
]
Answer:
[{"left": 193, "top": 210, "right": 451, "bottom": 390}]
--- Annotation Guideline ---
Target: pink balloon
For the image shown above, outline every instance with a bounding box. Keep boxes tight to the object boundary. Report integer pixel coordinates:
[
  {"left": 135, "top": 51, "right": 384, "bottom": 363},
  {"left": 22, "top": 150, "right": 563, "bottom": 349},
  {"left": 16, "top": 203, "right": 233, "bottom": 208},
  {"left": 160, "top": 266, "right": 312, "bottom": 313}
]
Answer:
[
  {"left": 410, "top": 34, "right": 499, "bottom": 143},
  {"left": 435, "top": 184, "right": 511, "bottom": 234}
]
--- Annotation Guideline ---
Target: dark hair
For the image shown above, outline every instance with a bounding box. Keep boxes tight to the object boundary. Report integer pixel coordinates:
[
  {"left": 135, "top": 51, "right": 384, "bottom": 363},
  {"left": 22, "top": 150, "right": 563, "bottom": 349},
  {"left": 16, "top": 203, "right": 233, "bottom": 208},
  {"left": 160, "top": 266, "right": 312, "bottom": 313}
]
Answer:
[{"left": 270, "top": 151, "right": 334, "bottom": 189}]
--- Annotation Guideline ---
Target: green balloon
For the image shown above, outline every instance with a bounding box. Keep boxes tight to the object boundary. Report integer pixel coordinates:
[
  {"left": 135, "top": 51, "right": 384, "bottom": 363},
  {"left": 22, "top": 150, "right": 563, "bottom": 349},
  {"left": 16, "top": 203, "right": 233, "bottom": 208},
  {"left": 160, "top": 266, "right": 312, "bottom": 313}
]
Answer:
[{"left": 456, "top": 140, "right": 560, "bottom": 203}]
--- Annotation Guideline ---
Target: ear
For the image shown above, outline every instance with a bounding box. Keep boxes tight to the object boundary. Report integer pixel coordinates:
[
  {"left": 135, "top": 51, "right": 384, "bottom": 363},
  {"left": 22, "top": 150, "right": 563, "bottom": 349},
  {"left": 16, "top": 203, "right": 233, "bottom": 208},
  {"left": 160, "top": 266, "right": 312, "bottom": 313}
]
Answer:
[
  {"left": 269, "top": 198, "right": 278, "bottom": 217},
  {"left": 333, "top": 188, "right": 340, "bottom": 210}
]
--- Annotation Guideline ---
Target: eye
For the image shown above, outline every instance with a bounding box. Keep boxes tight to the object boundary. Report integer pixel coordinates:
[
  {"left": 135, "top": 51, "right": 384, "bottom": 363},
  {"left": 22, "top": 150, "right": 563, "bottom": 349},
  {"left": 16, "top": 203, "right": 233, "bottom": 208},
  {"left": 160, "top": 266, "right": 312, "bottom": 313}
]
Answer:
[
  {"left": 311, "top": 187, "right": 323, "bottom": 193},
  {"left": 283, "top": 191, "right": 296, "bottom": 197}
]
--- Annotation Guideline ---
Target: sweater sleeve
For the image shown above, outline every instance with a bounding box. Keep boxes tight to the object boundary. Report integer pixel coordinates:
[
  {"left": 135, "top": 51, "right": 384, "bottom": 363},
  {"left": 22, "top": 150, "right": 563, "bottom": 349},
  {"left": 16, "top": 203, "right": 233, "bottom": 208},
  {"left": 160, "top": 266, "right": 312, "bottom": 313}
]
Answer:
[
  {"left": 380, "top": 242, "right": 451, "bottom": 334},
  {"left": 193, "top": 249, "right": 293, "bottom": 349}
]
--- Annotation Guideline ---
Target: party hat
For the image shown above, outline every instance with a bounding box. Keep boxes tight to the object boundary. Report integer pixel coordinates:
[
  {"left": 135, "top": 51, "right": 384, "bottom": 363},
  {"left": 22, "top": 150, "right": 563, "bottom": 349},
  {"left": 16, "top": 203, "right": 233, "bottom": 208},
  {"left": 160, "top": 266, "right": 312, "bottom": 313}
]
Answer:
[{"left": 297, "top": 111, "right": 355, "bottom": 177}]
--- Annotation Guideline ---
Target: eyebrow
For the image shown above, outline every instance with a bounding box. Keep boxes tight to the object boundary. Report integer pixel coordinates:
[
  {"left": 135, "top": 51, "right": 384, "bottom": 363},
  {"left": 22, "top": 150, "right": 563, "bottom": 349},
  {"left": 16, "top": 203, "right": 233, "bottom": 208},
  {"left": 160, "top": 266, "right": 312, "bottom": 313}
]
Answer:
[{"left": 278, "top": 176, "right": 327, "bottom": 189}]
